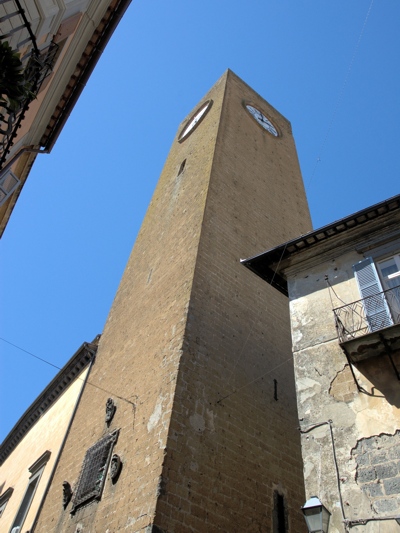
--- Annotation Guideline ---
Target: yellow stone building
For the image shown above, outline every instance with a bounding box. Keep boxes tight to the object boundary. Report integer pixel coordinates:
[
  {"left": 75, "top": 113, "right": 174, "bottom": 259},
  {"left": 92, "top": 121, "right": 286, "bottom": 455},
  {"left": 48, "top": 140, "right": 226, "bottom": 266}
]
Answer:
[
  {"left": 0, "top": 0, "right": 131, "bottom": 237},
  {"left": 0, "top": 339, "right": 98, "bottom": 532}
]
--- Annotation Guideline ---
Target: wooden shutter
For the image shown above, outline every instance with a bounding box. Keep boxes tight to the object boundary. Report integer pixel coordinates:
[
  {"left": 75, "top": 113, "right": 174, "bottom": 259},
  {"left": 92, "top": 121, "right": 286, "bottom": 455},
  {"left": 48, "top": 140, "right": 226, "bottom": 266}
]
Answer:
[{"left": 353, "top": 257, "right": 393, "bottom": 331}]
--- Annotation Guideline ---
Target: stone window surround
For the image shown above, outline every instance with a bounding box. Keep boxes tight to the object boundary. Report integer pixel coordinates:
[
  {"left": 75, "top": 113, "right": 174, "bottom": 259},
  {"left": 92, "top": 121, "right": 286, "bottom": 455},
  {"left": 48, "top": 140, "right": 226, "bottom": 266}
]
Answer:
[{"left": 9, "top": 450, "right": 51, "bottom": 532}]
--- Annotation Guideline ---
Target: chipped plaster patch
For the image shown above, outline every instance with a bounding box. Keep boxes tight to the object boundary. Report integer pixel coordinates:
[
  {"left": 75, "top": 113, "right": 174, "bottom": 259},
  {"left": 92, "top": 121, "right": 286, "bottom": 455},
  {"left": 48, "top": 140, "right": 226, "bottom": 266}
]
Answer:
[
  {"left": 304, "top": 460, "right": 315, "bottom": 479},
  {"left": 297, "top": 377, "right": 321, "bottom": 402},
  {"left": 147, "top": 398, "right": 163, "bottom": 432},
  {"left": 189, "top": 413, "right": 205, "bottom": 432},
  {"left": 206, "top": 408, "right": 215, "bottom": 432},
  {"left": 324, "top": 402, "right": 356, "bottom": 428}
]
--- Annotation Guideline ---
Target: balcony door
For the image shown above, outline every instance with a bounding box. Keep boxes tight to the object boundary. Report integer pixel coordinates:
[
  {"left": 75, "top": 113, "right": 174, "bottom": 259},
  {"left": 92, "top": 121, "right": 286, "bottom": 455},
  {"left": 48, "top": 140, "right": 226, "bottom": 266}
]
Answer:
[{"left": 377, "top": 254, "right": 400, "bottom": 322}]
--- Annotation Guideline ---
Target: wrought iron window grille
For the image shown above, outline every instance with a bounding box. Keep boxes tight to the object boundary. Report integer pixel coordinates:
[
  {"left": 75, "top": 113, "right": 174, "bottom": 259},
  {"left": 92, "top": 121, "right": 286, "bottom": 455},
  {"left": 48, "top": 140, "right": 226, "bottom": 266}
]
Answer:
[{"left": 71, "top": 430, "right": 119, "bottom": 513}]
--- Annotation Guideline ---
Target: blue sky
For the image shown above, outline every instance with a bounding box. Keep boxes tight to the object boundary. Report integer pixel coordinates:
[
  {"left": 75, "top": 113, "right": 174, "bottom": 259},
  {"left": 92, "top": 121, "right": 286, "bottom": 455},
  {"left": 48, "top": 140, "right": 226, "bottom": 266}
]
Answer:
[{"left": 1, "top": 0, "right": 399, "bottom": 441}]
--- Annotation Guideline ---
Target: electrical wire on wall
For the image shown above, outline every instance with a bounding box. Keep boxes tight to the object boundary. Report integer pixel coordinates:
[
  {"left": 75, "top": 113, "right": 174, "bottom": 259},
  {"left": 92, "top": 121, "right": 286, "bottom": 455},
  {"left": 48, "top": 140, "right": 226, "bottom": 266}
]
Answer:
[{"left": 299, "top": 420, "right": 347, "bottom": 528}]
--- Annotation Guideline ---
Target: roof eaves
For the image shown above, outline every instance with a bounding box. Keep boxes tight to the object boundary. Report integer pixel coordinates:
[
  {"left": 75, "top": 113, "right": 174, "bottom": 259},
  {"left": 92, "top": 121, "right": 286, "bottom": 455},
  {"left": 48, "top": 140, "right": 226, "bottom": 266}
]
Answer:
[
  {"left": 241, "top": 193, "right": 400, "bottom": 294},
  {"left": 40, "top": 0, "right": 132, "bottom": 150}
]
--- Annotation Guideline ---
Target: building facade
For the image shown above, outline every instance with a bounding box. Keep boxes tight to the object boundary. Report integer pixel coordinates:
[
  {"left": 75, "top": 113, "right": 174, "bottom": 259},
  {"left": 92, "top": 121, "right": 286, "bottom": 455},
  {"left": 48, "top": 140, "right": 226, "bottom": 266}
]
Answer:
[
  {"left": 0, "top": 0, "right": 131, "bottom": 237},
  {"left": 244, "top": 195, "right": 400, "bottom": 532},
  {"left": 30, "top": 71, "right": 312, "bottom": 532},
  {"left": 0, "top": 339, "right": 97, "bottom": 533}
]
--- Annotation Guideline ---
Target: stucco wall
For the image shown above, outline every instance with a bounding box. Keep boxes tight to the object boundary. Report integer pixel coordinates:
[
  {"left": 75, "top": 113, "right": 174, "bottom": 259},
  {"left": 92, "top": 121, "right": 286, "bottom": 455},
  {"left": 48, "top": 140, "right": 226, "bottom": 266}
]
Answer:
[
  {"left": 0, "top": 367, "right": 88, "bottom": 532},
  {"left": 288, "top": 247, "right": 400, "bottom": 532}
]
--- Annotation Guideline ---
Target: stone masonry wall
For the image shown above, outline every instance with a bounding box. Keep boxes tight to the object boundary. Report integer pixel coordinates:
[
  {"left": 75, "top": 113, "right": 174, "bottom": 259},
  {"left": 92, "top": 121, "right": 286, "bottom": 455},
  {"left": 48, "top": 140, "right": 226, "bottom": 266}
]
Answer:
[
  {"left": 35, "top": 71, "right": 312, "bottom": 533},
  {"left": 353, "top": 431, "right": 400, "bottom": 515},
  {"left": 153, "top": 71, "right": 312, "bottom": 532},
  {"left": 288, "top": 236, "right": 400, "bottom": 533}
]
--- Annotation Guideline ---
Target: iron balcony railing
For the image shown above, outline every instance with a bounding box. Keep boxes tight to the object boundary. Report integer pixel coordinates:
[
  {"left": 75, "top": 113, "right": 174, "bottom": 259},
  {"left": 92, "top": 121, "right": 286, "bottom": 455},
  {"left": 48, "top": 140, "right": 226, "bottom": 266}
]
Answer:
[
  {"left": 333, "top": 285, "right": 400, "bottom": 343},
  {"left": 0, "top": 0, "right": 58, "bottom": 169}
]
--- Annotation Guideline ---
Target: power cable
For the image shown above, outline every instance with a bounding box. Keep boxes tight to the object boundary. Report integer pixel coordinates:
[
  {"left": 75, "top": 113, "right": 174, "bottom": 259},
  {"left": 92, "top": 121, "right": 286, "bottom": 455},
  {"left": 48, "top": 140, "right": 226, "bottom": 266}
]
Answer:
[
  {"left": 0, "top": 337, "right": 137, "bottom": 406},
  {"left": 0, "top": 335, "right": 393, "bottom": 438}
]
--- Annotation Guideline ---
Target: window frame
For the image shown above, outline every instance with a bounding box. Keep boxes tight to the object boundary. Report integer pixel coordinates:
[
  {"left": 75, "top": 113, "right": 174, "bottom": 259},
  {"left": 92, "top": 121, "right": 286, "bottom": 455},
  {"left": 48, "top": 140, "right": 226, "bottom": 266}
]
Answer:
[
  {"left": 71, "top": 430, "right": 119, "bottom": 514},
  {"left": 9, "top": 450, "right": 51, "bottom": 533},
  {"left": 0, "top": 487, "right": 14, "bottom": 519},
  {"left": 377, "top": 253, "right": 400, "bottom": 289}
]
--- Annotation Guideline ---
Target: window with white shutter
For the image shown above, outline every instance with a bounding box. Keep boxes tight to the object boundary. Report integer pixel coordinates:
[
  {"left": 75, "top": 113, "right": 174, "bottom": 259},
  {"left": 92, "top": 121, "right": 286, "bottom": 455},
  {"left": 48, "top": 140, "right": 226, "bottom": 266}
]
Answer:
[{"left": 353, "top": 257, "right": 393, "bottom": 332}]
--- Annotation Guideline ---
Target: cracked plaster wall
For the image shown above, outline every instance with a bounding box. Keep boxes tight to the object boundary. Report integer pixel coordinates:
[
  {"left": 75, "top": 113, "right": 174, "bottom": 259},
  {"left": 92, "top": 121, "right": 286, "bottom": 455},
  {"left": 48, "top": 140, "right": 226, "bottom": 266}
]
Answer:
[{"left": 287, "top": 250, "right": 400, "bottom": 533}]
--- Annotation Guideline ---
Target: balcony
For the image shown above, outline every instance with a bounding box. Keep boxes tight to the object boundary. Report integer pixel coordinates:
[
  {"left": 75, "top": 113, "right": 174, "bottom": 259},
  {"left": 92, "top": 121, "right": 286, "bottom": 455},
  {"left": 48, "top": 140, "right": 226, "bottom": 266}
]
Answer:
[
  {"left": 333, "top": 285, "right": 400, "bottom": 364},
  {"left": 0, "top": 1, "right": 58, "bottom": 169}
]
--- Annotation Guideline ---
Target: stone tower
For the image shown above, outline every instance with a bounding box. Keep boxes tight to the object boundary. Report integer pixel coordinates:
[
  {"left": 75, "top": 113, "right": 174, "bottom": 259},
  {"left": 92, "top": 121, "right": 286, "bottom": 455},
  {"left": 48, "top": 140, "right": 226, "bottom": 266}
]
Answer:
[{"left": 34, "top": 70, "right": 312, "bottom": 532}]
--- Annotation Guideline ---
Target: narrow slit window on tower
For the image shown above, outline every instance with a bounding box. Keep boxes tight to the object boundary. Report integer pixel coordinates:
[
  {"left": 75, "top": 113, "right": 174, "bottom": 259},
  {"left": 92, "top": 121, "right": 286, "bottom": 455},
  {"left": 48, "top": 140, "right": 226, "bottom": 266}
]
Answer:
[
  {"left": 273, "top": 491, "right": 287, "bottom": 533},
  {"left": 71, "top": 430, "right": 119, "bottom": 513},
  {"left": 178, "top": 159, "right": 186, "bottom": 175}
]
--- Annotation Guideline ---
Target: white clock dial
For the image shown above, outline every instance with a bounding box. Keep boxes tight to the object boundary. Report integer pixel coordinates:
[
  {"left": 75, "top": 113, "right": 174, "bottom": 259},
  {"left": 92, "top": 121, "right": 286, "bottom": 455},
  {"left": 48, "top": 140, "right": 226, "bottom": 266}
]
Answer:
[
  {"left": 246, "top": 105, "right": 278, "bottom": 137},
  {"left": 178, "top": 100, "right": 212, "bottom": 142}
]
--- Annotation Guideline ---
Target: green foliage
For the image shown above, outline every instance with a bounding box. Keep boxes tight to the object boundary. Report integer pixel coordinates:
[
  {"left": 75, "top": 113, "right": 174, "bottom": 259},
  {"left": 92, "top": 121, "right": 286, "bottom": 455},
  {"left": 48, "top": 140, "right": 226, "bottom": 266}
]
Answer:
[{"left": 0, "top": 40, "right": 35, "bottom": 111}]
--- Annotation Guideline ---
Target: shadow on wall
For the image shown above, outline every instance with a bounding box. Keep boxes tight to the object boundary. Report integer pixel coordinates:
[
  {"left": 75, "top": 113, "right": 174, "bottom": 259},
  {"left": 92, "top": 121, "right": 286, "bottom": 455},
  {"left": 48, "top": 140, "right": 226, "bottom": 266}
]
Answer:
[{"left": 355, "top": 350, "right": 400, "bottom": 408}]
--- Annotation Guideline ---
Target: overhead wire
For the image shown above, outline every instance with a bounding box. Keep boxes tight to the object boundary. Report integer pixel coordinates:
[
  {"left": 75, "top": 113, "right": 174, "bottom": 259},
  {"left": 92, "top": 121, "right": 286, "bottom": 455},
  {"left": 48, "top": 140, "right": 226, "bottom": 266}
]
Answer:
[
  {"left": 0, "top": 337, "right": 137, "bottom": 406},
  {"left": 0, "top": 327, "right": 389, "bottom": 434}
]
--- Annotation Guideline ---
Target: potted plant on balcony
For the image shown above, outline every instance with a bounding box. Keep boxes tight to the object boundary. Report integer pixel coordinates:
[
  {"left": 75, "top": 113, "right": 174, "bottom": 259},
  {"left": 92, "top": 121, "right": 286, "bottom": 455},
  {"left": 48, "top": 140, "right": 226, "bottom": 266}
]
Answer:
[{"left": 0, "top": 40, "right": 35, "bottom": 111}]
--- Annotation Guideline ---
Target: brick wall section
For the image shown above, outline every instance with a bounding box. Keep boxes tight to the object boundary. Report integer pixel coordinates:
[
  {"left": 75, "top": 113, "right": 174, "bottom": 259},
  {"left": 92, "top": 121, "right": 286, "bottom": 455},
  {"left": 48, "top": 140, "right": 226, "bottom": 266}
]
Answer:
[
  {"left": 152, "top": 72, "right": 312, "bottom": 532},
  {"left": 35, "top": 71, "right": 311, "bottom": 532},
  {"left": 353, "top": 431, "right": 400, "bottom": 515}
]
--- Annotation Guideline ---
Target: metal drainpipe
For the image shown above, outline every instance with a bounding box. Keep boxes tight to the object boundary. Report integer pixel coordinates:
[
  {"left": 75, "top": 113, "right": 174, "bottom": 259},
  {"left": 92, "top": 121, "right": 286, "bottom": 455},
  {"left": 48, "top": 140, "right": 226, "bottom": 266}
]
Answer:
[
  {"left": 299, "top": 420, "right": 348, "bottom": 528},
  {"left": 0, "top": 146, "right": 49, "bottom": 180},
  {"left": 30, "top": 346, "right": 96, "bottom": 532}
]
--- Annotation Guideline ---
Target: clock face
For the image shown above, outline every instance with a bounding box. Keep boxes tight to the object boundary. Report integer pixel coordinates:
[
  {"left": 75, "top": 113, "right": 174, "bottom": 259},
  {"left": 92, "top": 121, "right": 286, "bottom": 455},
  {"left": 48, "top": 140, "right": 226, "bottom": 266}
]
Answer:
[
  {"left": 178, "top": 100, "right": 213, "bottom": 142},
  {"left": 245, "top": 104, "right": 279, "bottom": 137}
]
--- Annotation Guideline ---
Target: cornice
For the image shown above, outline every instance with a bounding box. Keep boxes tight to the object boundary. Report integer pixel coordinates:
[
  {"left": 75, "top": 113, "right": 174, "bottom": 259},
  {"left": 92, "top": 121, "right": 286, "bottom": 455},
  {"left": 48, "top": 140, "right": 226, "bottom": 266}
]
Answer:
[
  {"left": 0, "top": 337, "right": 99, "bottom": 465},
  {"left": 242, "top": 194, "right": 400, "bottom": 296}
]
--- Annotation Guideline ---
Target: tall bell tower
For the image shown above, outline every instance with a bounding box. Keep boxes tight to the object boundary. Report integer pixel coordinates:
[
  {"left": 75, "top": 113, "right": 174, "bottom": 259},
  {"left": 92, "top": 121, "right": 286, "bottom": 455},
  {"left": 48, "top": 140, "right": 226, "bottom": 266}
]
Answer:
[{"left": 35, "top": 70, "right": 312, "bottom": 532}]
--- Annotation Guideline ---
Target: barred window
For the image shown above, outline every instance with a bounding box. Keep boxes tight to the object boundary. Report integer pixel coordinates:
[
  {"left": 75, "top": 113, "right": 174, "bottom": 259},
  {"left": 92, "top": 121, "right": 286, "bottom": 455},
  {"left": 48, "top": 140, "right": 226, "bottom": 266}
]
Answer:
[{"left": 72, "top": 431, "right": 118, "bottom": 512}]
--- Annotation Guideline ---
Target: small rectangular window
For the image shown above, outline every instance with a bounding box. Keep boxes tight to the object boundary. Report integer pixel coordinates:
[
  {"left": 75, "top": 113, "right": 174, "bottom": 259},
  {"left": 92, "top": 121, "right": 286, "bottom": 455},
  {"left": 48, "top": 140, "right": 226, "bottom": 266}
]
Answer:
[
  {"left": 273, "top": 491, "right": 287, "bottom": 533},
  {"left": 71, "top": 430, "right": 118, "bottom": 513}
]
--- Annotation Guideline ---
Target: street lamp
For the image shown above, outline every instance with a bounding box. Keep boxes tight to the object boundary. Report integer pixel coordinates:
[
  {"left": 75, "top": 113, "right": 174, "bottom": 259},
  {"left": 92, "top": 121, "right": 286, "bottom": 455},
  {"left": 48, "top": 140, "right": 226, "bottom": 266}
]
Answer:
[{"left": 301, "top": 496, "right": 331, "bottom": 533}]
